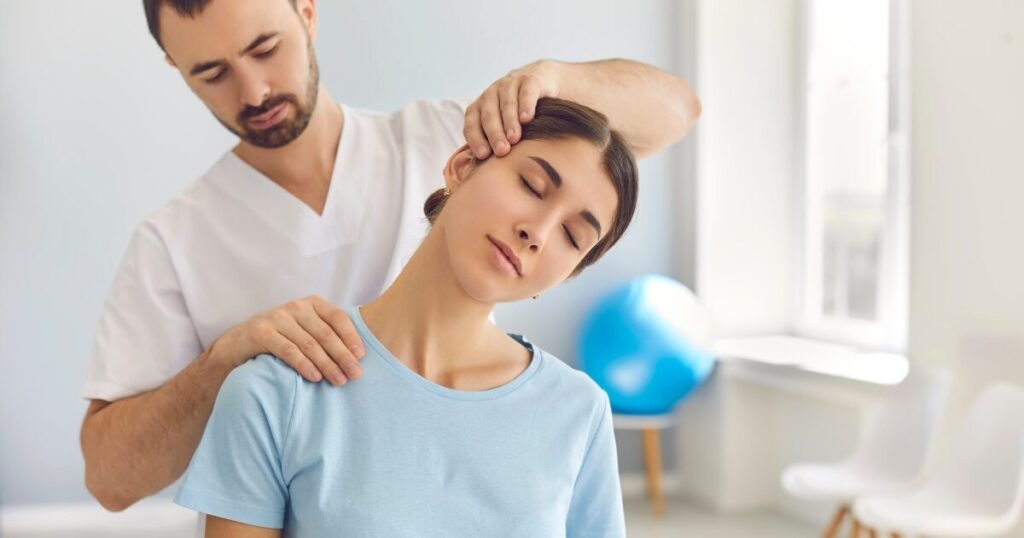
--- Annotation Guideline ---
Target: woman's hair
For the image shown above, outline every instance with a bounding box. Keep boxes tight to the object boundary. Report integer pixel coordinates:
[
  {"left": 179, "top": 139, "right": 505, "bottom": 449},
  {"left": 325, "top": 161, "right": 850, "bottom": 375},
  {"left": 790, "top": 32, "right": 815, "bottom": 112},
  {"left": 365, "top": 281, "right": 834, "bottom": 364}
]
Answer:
[{"left": 424, "top": 97, "right": 639, "bottom": 277}]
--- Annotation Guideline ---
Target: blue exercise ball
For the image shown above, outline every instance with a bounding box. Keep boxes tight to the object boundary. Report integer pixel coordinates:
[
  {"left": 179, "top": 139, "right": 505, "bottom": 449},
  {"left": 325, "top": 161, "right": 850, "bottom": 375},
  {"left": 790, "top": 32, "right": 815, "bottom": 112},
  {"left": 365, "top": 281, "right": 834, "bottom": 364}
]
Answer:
[{"left": 579, "top": 275, "right": 715, "bottom": 415}]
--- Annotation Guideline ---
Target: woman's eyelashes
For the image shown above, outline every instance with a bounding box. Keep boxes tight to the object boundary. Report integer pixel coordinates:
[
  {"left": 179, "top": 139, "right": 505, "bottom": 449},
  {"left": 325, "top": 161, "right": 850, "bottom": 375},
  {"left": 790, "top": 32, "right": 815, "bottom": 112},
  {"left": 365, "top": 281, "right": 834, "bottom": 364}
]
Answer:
[
  {"left": 563, "top": 225, "right": 580, "bottom": 250},
  {"left": 519, "top": 175, "right": 580, "bottom": 251},
  {"left": 519, "top": 175, "right": 542, "bottom": 198}
]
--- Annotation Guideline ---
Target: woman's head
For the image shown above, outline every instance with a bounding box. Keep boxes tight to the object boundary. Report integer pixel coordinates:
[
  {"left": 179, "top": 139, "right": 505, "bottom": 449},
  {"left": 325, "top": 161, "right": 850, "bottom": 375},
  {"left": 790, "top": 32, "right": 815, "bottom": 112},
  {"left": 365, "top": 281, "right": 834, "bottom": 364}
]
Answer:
[{"left": 424, "top": 97, "right": 638, "bottom": 303}]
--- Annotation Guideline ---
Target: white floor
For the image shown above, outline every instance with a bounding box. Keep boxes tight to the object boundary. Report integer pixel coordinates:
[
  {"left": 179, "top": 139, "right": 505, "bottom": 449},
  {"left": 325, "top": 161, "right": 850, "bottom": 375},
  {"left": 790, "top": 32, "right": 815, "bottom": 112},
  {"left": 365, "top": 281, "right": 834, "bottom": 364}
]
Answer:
[{"left": 625, "top": 495, "right": 816, "bottom": 538}]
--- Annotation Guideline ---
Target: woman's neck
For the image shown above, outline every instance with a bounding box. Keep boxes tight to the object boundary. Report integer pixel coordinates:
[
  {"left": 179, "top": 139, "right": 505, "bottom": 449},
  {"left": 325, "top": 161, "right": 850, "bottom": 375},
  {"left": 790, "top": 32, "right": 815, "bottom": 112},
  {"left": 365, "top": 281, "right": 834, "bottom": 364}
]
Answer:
[{"left": 360, "top": 229, "right": 531, "bottom": 390}]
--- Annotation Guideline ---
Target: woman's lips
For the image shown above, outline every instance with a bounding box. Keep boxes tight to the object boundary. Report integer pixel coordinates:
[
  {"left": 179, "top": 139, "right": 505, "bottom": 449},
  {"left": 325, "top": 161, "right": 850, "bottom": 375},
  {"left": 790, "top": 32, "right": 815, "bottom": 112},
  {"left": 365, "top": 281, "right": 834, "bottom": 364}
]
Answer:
[
  {"left": 248, "top": 102, "right": 288, "bottom": 129},
  {"left": 488, "top": 236, "right": 522, "bottom": 277}
]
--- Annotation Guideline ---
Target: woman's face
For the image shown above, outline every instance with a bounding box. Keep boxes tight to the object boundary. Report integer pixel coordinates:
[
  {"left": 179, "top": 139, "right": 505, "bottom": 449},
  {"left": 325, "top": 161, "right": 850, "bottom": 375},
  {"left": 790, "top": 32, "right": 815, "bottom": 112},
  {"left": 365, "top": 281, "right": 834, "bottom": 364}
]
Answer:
[{"left": 437, "top": 137, "right": 619, "bottom": 303}]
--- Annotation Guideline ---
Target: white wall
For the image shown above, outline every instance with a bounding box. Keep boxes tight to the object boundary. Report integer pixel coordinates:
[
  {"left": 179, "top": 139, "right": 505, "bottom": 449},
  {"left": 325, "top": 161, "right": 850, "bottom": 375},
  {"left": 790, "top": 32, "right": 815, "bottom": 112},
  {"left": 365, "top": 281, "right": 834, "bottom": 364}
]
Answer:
[
  {"left": 678, "top": 2, "right": 1024, "bottom": 534},
  {"left": 907, "top": 8, "right": 1024, "bottom": 535},
  {"left": 0, "top": 0, "right": 689, "bottom": 505},
  {"left": 907, "top": 0, "right": 1024, "bottom": 374},
  {"left": 674, "top": 0, "right": 821, "bottom": 513},
  {"left": 691, "top": 0, "right": 800, "bottom": 337}
]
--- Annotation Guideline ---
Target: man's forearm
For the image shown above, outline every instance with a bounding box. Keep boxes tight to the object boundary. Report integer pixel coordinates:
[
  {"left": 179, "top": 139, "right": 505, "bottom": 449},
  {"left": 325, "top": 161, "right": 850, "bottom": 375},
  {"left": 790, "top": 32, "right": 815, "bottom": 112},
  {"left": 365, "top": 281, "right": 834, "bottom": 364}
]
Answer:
[
  {"left": 80, "top": 344, "right": 234, "bottom": 511},
  {"left": 553, "top": 58, "right": 701, "bottom": 158}
]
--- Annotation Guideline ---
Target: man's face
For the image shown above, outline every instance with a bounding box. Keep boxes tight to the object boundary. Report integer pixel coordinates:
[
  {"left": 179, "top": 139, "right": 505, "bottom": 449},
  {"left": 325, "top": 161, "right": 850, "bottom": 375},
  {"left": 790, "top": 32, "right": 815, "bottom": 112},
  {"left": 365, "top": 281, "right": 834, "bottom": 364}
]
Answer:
[{"left": 159, "top": 0, "right": 319, "bottom": 148}]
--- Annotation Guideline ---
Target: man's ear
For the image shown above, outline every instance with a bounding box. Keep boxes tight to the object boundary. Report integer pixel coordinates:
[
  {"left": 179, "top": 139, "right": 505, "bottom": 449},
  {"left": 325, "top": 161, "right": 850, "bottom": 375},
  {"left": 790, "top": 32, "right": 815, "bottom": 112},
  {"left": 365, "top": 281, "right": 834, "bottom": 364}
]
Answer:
[
  {"left": 442, "top": 144, "right": 477, "bottom": 193},
  {"left": 296, "top": 0, "right": 318, "bottom": 41}
]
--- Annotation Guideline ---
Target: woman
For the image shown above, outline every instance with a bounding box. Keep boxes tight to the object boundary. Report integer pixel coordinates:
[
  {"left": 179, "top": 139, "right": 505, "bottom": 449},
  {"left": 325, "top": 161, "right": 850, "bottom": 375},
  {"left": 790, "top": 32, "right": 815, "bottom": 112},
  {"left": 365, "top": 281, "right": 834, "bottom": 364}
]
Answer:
[{"left": 174, "top": 97, "right": 639, "bottom": 537}]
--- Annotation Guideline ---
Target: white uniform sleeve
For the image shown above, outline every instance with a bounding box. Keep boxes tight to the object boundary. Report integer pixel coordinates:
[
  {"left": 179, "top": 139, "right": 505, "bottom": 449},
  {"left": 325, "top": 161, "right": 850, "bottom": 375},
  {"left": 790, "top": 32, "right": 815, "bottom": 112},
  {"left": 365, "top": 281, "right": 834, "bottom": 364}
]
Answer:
[
  {"left": 566, "top": 394, "right": 627, "bottom": 537},
  {"left": 82, "top": 220, "right": 201, "bottom": 401},
  {"left": 431, "top": 97, "right": 471, "bottom": 147}
]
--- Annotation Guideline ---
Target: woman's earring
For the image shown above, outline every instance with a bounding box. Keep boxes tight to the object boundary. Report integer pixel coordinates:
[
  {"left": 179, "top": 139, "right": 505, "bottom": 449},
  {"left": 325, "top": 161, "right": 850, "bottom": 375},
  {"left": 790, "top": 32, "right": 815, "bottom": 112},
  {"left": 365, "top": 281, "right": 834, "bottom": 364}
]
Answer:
[{"left": 442, "top": 188, "right": 451, "bottom": 197}]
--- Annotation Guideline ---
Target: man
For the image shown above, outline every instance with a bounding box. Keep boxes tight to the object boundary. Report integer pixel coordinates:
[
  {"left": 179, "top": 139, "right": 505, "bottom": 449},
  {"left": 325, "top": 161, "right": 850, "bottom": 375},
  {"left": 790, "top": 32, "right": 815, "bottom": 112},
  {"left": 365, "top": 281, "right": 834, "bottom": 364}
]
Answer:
[{"left": 80, "top": 0, "right": 701, "bottom": 516}]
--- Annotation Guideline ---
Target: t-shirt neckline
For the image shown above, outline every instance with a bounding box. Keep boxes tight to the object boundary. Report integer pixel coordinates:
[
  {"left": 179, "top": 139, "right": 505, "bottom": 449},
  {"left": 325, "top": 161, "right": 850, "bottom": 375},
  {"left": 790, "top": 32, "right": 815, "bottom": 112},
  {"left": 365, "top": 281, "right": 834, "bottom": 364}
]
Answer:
[{"left": 348, "top": 306, "right": 543, "bottom": 401}]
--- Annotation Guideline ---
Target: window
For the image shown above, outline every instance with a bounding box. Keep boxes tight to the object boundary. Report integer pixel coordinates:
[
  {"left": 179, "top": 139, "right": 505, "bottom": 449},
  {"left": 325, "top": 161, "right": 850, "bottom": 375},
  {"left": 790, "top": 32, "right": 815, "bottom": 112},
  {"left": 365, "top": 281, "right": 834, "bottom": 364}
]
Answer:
[{"left": 797, "top": 0, "right": 909, "bottom": 351}]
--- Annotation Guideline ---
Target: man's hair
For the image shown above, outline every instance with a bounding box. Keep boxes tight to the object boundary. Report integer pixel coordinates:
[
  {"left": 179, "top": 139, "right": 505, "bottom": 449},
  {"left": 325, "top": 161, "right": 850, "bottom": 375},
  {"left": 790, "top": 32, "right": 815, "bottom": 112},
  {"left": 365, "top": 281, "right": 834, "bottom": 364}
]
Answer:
[
  {"left": 142, "top": 0, "right": 298, "bottom": 51},
  {"left": 424, "top": 97, "right": 639, "bottom": 278}
]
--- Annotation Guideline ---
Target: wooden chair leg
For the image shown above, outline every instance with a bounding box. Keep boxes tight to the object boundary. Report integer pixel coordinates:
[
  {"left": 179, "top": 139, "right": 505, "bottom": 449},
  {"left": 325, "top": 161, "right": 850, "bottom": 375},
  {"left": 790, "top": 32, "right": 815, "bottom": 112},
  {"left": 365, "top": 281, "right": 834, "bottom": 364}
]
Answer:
[
  {"left": 851, "top": 518, "right": 862, "bottom": 538},
  {"left": 641, "top": 427, "right": 666, "bottom": 518},
  {"left": 823, "top": 505, "right": 849, "bottom": 538}
]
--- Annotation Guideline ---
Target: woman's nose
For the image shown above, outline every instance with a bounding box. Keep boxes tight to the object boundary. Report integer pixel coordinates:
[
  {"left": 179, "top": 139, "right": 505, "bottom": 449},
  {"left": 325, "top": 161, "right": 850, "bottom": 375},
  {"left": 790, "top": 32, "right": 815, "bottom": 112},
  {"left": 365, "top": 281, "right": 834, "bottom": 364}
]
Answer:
[{"left": 519, "top": 229, "right": 540, "bottom": 253}]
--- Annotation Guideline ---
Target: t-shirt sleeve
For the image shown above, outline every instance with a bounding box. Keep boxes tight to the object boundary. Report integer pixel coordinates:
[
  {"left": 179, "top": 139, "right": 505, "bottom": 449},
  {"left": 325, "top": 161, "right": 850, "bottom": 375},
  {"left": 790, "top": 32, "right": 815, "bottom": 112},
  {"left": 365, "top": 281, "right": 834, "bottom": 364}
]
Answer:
[
  {"left": 82, "top": 221, "right": 202, "bottom": 401},
  {"left": 174, "top": 355, "right": 297, "bottom": 529},
  {"left": 566, "top": 394, "right": 627, "bottom": 538}
]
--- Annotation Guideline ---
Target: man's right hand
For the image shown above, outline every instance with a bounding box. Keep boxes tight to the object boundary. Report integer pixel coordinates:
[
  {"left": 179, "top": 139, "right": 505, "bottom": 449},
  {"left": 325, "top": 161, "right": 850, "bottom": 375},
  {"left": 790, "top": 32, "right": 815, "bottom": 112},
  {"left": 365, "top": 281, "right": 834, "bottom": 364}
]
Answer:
[{"left": 214, "top": 295, "right": 365, "bottom": 385}]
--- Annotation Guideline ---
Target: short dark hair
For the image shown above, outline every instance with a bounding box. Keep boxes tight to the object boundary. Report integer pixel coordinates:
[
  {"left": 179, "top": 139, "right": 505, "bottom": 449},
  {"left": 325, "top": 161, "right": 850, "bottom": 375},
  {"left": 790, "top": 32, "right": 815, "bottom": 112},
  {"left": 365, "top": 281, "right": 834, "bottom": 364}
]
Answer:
[
  {"left": 424, "top": 97, "right": 639, "bottom": 277},
  {"left": 142, "top": 0, "right": 298, "bottom": 51}
]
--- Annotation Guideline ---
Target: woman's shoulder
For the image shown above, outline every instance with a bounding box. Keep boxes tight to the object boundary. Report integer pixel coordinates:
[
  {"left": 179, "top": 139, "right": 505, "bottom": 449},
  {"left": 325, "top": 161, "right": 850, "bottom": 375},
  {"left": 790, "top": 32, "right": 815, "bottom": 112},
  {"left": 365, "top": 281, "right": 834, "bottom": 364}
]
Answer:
[
  {"left": 528, "top": 343, "right": 610, "bottom": 408},
  {"left": 229, "top": 353, "right": 300, "bottom": 380},
  {"left": 218, "top": 354, "right": 301, "bottom": 409}
]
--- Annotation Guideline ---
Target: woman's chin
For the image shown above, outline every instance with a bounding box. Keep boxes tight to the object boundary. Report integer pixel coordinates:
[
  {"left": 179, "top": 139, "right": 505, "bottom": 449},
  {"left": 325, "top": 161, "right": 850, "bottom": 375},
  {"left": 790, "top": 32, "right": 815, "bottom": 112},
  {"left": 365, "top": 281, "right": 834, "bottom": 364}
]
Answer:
[{"left": 454, "top": 278, "right": 524, "bottom": 305}]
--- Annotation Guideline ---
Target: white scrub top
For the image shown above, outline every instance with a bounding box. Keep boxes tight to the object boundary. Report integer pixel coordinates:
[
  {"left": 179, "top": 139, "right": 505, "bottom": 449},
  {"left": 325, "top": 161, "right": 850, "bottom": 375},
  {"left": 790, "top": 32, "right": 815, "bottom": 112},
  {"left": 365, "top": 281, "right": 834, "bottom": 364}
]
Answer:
[{"left": 82, "top": 99, "right": 467, "bottom": 402}]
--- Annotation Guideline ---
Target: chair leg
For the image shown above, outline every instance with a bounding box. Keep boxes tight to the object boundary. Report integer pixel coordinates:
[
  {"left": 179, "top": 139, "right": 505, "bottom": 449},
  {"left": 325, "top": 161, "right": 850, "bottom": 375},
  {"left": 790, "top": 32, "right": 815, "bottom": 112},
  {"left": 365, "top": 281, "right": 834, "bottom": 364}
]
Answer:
[
  {"left": 822, "top": 505, "right": 849, "bottom": 538},
  {"left": 641, "top": 427, "right": 666, "bottom": 518},
  {"left": 851, "top": 518, "right": 862, "bottom": 538}
]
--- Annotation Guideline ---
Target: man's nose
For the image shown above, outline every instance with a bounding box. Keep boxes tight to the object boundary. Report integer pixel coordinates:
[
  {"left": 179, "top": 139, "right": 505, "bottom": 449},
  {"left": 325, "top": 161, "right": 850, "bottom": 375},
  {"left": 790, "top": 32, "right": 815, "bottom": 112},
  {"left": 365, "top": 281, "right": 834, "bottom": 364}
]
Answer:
[{"left": 237, "top": 68, "right": 271, "bottom": 109}]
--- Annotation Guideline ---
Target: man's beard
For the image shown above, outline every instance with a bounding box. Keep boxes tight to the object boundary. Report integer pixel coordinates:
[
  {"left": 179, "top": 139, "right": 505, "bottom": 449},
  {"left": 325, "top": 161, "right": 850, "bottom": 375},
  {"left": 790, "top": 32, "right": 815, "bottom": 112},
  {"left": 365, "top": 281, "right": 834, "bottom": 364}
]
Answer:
[{"left": 217, "top": 40, "right": 320, "bottom": 149}]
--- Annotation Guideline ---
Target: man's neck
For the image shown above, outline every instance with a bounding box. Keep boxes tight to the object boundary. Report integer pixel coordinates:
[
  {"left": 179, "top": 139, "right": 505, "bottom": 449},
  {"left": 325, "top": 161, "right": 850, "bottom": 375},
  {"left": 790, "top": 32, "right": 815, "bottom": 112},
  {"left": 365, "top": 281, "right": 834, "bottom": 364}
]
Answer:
[{"left": 232, "top": 85, "right": 344, "bottom": 214}]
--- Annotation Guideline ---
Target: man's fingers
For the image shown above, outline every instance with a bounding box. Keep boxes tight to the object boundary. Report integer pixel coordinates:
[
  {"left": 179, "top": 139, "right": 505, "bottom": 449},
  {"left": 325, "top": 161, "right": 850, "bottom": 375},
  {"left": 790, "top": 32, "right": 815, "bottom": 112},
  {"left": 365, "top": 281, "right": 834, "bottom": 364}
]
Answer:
[
  {"left": 256, "top": 325, "right": 324, "bottom": 383},
  {"left": 276, "top": 316, "right": 348, "bottom": 386},
  {"left": 312, "top": 298, "right": 366, "bottom": 361},
  {"left": 498, "top": 79, "right": 522, "bottom": 146},
  {"left": 517, "top": 76, "right": 542, "bottom": 124},
  {"left": 478, "top": 88, "right": 510, "bottom": 157},
  {"left": 462, "top": 104, "right": 491, "bottom": 159},
  {"left": 305, "top": 303, "right": 364, "bottom": 381}
]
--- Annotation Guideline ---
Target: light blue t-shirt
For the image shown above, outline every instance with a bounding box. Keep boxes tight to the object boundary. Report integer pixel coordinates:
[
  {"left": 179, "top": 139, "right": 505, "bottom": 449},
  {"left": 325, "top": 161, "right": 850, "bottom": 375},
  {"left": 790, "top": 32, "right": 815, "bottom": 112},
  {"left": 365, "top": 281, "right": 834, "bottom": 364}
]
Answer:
[{"left": 174, "top": 307, "right": 625, "bottom": 537}]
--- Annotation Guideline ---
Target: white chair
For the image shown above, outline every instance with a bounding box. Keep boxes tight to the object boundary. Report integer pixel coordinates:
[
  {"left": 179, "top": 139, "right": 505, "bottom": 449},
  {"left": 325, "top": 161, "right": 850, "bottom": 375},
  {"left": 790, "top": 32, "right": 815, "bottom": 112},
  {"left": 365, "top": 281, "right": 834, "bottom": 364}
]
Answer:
[
  {"left": 781, "top": 367, "right": 952, "bottom": 537},
  {"left": 854, "top": 382, "right": 1024, "bottom": 538}
]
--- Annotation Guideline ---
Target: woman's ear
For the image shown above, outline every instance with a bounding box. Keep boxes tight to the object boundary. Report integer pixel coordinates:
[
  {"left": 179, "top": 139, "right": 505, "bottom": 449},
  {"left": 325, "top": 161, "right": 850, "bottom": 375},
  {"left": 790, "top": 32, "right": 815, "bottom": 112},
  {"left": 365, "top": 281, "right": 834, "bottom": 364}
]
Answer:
[{"left": 442, "top": 144, "right": 477, "bottom": 193}]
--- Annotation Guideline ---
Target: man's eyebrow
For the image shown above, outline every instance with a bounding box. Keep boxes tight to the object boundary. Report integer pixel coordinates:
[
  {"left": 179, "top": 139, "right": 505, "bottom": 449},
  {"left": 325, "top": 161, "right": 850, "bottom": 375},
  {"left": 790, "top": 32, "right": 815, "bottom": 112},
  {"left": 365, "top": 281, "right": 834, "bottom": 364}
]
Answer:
[
  {"left": 528, "top": 156, "right": 562, "bottom": 189},
  {"left": 189, "top": 32, "right": 280, "bottom": 76},
  {"left": 190, "top": 59, "right": 225, "bottom": 76},
  {"left": 241, "top": 32, "right": 279, "bottom": 54}
]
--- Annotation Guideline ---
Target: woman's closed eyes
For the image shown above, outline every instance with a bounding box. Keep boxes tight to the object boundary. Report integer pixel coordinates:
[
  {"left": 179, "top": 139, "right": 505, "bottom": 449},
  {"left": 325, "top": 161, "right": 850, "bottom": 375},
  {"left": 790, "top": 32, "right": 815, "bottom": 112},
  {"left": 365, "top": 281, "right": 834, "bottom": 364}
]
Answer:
[{"left": 519, "top": 174, "right": 580, "bottom": 250}]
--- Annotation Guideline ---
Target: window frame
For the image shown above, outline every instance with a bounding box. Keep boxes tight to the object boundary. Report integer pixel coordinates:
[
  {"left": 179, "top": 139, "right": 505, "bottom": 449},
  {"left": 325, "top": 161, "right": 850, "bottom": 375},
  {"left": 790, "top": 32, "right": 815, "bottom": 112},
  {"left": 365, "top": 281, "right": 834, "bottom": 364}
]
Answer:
[{"left": 795, "top": 0, "right": 911, "bottom": 352}]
